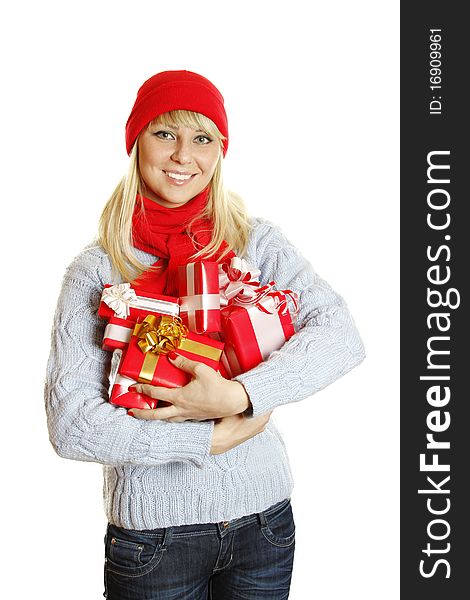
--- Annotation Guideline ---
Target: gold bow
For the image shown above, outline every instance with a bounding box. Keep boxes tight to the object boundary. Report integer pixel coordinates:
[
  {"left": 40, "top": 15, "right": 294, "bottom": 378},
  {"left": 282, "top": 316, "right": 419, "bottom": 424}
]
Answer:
[
  {"left": 133, "top": 314, "right": 189, "bottom": 355},
  {"left": 131, "top": 314, "right": 223, "bottom": 384}
]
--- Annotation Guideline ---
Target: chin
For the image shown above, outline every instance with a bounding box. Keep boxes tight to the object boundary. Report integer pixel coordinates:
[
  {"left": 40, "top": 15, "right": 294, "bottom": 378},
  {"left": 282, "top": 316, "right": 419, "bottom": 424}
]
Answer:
[
  {"left": 143, "top": 186, "right": 189, "bottom": 206},
  {"left": 163, "top": 192, "right": 195, "bottom": 205},
  {"left": 161, "top": 185, "right": 205, "bottom": 204}
]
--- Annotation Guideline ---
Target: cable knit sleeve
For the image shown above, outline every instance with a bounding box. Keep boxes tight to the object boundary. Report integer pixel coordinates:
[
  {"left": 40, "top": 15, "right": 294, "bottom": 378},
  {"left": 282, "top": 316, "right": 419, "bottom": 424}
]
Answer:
[
  {"left": 44, "top": 246, "right": 214, "bottom": 467},
  {"left": 233, "top": 218, "right": 366, "bottom": 417}
]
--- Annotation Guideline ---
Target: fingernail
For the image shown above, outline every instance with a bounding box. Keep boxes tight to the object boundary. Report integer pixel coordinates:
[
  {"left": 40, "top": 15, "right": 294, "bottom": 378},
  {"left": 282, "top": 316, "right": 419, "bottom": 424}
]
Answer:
[
  {"left": 128, "top": 411, "right": 135, "bottom": 417},
  {"left": 168, "top": 351, "right": 178, "bottom": 360},
  {"left": 129, "top": 385, "right": 137, "bottom": 391}
]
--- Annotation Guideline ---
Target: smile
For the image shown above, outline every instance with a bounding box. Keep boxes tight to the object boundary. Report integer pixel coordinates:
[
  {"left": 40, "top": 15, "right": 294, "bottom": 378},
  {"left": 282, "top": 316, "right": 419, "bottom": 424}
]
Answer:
[{"left": 163, "top": 171, "right": 196, "bottom": 185}]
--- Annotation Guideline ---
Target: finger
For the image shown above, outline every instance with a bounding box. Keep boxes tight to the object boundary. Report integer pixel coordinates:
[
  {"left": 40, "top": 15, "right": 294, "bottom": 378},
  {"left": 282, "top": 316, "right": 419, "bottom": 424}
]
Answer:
[
  {"left": 168, "top": 352, "right": 209, "bottom": 377},
  {"left": 129, "top": 384, "right": 178, "bottom": 402},
  {"left": 127, "top": 405, "right": 181, "bottom": 420}
]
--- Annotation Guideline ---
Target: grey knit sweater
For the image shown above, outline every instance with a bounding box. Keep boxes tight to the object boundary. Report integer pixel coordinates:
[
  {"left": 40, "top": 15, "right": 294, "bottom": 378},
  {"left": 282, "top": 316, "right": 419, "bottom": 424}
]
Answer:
[{"left": 45, "top": 217, "right": 365, "bottom": 530}]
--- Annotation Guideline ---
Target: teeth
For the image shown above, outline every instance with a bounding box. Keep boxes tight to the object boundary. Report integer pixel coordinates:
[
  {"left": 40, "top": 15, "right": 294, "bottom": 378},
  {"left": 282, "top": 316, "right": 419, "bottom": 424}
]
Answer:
[{"left": 166, "top": 172, "right": 192, "bottom": 181}]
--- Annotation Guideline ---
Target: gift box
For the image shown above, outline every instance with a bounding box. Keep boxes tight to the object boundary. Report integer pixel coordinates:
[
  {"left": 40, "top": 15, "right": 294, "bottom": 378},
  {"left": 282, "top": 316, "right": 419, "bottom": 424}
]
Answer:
[
  {"left": 220, "top": 283, "right": 299, "bottom": 377},
  {"left": 98, "top": 283, "right": 179, "bottom": 351},
  {"left": 108, "top": 349, "right": 158, "bottom": 410},
  {"left": 99, "top": 283, "right": 179, "bottom": 322},
  {"left": 119, "top": 314, "right": 225, "bottom": 389},
  {"left": 178, "top": 262, "right": 221, "bottom": 334},
  {"left": 102, "top": 316, "right": 134, "bottom": 352},
  {"left": 208, "top": 331, "right": 232, "bottom": 379}
]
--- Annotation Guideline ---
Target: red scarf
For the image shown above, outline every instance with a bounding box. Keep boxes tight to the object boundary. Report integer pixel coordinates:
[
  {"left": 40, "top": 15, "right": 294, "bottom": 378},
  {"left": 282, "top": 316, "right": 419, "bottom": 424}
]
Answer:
[{"left": 131, "top": 187, "right": 236, "bottom": 296}]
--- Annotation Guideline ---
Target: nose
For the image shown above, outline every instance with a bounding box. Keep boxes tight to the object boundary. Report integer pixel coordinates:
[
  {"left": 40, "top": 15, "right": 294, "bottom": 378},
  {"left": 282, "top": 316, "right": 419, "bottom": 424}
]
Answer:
[{"left": 170, "top": 137, "right": 193, "bottom": 165}]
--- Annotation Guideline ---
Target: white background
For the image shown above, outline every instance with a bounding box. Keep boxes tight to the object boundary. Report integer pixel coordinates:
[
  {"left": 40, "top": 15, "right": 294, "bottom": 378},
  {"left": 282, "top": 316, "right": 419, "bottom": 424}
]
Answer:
[{"left": 1, "top": 1, "right": 399, "bottom": 598}]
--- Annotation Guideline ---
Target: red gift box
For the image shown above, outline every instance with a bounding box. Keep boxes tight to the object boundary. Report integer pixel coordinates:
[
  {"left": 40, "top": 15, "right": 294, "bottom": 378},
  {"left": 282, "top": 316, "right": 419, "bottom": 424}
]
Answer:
[
  {"left": 102, "top": 316, "right": 134, "bottom": 352},
  {"left": 119, "top": 315, "right": 225, "bottom": 389},
  {"left": 98, "top": 283, "right": 179, "bottom": 351},
  {"left": 178, "top": 262, "right": 221, "bottom": 334},
  {"left": 220, "top": 283, "right": 299, "bottom": 377},
  {"left": 208, "top": 331, "right": 232, "bottom": 379},
  {"left": 108, "top": 350, "right": 158, "bottom": 410},
  {"left": 99, "top": 283, "right": 179, "bottom": 322}
]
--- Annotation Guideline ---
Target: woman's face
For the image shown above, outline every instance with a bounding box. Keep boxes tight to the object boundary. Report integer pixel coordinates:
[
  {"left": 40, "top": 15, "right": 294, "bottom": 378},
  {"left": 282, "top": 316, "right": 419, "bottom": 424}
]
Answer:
[{"left": 137, "top": 121, "right": 221, "bottom": 208}]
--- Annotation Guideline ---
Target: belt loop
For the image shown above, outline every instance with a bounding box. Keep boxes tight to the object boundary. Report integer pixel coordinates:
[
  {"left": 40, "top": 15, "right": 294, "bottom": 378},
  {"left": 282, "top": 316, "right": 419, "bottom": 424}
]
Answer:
[
  {"left": 161, "top": 526, "right": 173, "bottom": 548},
  {"left": 258, "top": 509, "right": 267, "bottom": 528}
]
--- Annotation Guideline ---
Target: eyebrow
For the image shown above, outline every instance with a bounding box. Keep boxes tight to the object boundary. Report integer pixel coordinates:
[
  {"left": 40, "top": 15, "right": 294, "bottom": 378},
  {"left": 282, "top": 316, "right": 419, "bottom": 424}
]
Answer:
[{"left": 163, "top": 123, "right": 207, "bottom": 134}]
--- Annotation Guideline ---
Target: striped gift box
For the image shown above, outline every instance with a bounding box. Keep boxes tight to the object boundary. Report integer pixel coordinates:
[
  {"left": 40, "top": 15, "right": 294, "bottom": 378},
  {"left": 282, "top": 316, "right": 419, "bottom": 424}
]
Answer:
[{"left": 178, "top": 262, "right": 221, "bottom": 334}]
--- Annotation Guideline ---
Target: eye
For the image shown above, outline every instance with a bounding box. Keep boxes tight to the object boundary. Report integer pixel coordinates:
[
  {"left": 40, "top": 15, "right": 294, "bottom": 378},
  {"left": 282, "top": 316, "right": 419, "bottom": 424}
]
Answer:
[
  {"left": 153, "top": 130, "right": 175, "bottom": 140},
  {"left": 194, "top": 135, "right": 212, "bottom": 145}
]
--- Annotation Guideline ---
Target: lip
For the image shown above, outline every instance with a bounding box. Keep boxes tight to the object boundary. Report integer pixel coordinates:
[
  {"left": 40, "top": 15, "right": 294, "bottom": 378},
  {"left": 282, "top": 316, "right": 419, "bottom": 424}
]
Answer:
[{"left": 163, "top": 170, "right": 197, "bottom": 186}]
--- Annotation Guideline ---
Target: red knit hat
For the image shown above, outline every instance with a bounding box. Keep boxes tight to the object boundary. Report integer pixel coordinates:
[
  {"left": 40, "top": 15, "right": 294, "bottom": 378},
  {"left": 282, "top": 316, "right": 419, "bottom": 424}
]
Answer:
[{"left": 125, "top": 70, "right": 229, "bottom": 156}]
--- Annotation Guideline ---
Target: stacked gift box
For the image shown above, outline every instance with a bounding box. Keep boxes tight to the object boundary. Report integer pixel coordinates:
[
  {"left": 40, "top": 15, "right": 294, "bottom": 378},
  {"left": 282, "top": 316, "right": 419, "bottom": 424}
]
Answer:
[{"left": 98, "top": 258, "right": 299, "bottom": 410}]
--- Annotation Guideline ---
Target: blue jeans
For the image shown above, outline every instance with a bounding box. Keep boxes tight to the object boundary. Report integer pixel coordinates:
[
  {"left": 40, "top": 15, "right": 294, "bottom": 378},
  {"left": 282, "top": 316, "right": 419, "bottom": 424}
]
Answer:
[{"left": 103, "top": 497, "right": 295, "bottom": 599}]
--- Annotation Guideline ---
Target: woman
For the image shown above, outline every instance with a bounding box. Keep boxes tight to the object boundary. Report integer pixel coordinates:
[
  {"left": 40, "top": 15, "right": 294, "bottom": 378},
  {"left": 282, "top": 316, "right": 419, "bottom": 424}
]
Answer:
[{"left": 45, "top": 70, "right": 365, "bottom": 599}]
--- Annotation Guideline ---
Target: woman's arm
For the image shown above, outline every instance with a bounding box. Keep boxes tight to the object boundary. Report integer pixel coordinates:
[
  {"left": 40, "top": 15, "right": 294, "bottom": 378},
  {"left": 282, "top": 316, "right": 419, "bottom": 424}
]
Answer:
[
  {"left": 232, "top": 218, "right": 366, "bottom": 418},
  {"left": 44, "top": 249, "right": 214, "bottom": 468}
]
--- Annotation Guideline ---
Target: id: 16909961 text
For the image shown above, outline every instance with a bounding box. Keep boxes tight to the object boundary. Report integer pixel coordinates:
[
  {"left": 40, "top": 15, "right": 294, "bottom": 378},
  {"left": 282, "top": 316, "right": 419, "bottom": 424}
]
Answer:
[{"left": 429, "top": 29, "right": 442, "bottom": 115}]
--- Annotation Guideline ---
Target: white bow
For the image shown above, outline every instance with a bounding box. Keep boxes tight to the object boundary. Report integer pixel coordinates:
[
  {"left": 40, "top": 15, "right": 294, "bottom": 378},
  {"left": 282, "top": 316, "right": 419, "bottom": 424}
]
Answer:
[
  {"left": 101, "top": 283, "right": 138, "bottom": 319},
  {"left": 218, "top": 257, "right": 261, "bottom": 306}
]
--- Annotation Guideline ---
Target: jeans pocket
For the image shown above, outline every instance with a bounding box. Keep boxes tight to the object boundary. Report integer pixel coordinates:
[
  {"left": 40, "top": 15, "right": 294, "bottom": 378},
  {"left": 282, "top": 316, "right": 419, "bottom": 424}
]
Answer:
[
  {"left": 105, "top": 524, "right": 167, "bottom": 578},
  {"left": 260, "top": 499, "right": 296, "bottom": 548}
]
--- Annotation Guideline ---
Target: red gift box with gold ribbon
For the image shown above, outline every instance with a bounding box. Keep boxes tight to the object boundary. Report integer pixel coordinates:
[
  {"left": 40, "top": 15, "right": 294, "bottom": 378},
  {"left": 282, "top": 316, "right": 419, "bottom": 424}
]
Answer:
[
  {"left": 117, "top": 314, "right": 225, "bottom": 392},
  {"left": 177, "top": 262, "right": 221, "bottom": 334},
  {"left": 108, "top": 349, "right": 158, "bottom": 410}
]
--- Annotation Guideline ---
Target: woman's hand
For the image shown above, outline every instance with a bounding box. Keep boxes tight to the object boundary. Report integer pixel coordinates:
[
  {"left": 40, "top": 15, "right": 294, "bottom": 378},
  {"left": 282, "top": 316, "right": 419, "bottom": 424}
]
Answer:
[
  {"left": 210, "top": 411, "right": 273, "bottom": 455},
  {"left": 127, "top": 353, "right": 251, "bottom": 422}
]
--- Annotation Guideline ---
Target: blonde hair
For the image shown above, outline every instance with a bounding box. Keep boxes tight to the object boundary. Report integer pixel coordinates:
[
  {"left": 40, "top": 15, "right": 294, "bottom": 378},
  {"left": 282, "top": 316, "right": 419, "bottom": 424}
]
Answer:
[{"left": 98, "top": 109, "right": 252, "bottom": 281}]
